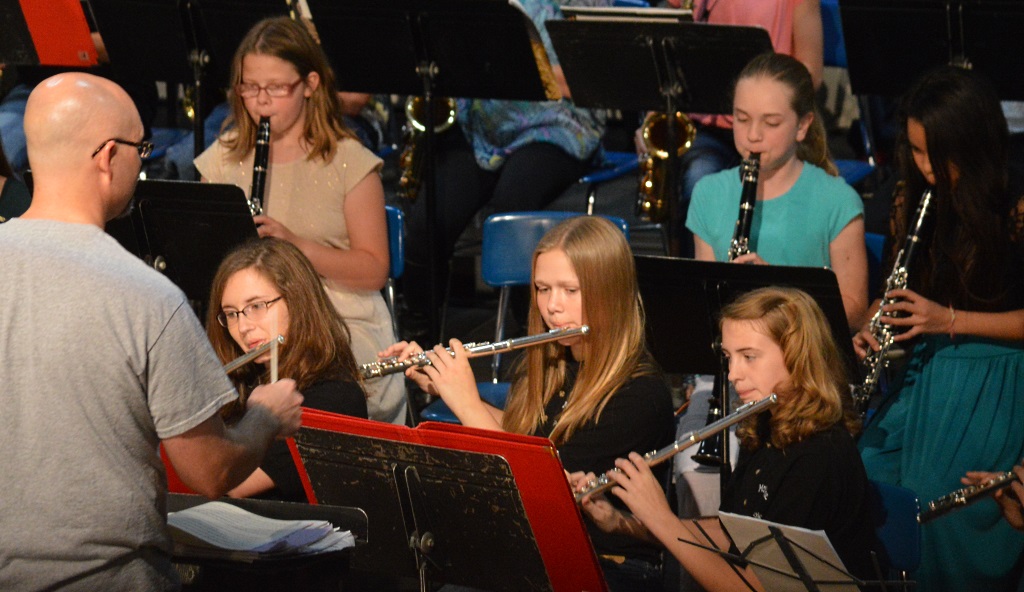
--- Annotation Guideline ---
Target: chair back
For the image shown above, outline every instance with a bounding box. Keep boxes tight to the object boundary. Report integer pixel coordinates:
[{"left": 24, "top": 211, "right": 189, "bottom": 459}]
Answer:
[
  {"left": 481, "top": 212, "right": 629, "bottom": 288},
  {"left": 385, "top": 205, "right": 405, "bottom": 280},
  {"left": 865, "top": 231, "right": 886, "bottom": 299},
  {"left": 821, "top": 0, "right": 848, "bottom": 69},
  {"left": 383, "top": 205, "right": 405, "bottom": 340},
  {"left": 868, "top": 479, "right": 922, "bottom": 575}
]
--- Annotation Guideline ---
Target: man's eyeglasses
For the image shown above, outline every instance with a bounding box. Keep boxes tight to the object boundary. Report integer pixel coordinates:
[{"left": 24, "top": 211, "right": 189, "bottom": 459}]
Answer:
[
  {"left": 235, "top": 79, "right": 304, "bottom": 99},
  {"left": 91, "top": 138, "right": 154, "bottom": 159},
  {"left": 217, "top": 296, "right": 284, "bottom": 327}
]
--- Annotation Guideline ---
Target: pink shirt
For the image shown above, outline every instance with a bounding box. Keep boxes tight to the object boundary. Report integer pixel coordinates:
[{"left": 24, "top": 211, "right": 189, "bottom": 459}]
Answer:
[{"left": 692, "top": 0, "right": 804, "bottom": 128}]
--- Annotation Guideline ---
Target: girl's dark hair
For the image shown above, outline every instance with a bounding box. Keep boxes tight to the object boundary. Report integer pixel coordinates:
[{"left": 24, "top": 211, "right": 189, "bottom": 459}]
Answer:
[
  {"left": 737, "top": 52, "right": 837, "bottom": 176},
  {"left": 895, "top": 66, "right": 1014, "bottom": 309}
]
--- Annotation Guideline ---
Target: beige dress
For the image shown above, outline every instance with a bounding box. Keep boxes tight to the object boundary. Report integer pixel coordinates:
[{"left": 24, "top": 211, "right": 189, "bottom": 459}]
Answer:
[{"left": 196, "top": 136, "right": 406, "bottom": 424}]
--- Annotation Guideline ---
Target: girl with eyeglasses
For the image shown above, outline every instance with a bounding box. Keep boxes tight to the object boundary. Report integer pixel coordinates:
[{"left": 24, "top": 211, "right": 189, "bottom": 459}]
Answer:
[
  {"left": 195, "top": 16, "right": 405, "bottom": 426},
  {"left": 206, "top": 238, "right": 367, "bottom": 501}
]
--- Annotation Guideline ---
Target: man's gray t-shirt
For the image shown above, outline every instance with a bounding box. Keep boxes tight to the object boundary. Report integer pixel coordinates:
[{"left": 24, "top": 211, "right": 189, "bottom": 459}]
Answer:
[{"left": 0, "top": 219, "right": 237, "bottom": 591}]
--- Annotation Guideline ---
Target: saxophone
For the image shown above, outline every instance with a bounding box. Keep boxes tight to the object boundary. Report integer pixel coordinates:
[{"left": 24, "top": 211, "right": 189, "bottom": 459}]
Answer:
[
  {"left": 727, "top": 153, "right": 761, "bottom": 261},
  {"left": 397, "top": 96, "right": 457, "bottom": 201},
  {"left": 635, "top": 111, "right": 696, "bottom": 223},
  {"left": 852, "top": 188, "right": 934, "bottom": 414},
  {"left": 249, "top": 116, "right": 270, "bottom": 216}
]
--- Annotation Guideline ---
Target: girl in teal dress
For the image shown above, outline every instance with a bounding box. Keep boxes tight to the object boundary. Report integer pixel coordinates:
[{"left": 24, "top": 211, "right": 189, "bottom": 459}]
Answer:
[{"left": 854, "top": 66, "right": 1024, "bottom": 592}]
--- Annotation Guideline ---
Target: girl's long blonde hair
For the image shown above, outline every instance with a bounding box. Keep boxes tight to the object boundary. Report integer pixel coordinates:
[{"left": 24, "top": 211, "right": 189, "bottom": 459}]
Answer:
[
  {"left": 502, "top": 217, "right": 657, "bottom": 444},
  {"left": 723, "top": 287, "right": 859, "bottom": 449}
]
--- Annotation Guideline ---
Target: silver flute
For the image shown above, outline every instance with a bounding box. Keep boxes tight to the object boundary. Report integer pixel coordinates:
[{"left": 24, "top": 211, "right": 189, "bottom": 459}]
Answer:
[
  {"left": 224, "top": 335, "right": 284, "bottom": 373},
  {"left": 359, "top": 326, "right": 589, "bottom": 379},
  {"left": 575, "top": 394, "right": 777, "bottom": 502},
  {"left": 918, "top": 470, "right": 1019, "bottom": 524}
]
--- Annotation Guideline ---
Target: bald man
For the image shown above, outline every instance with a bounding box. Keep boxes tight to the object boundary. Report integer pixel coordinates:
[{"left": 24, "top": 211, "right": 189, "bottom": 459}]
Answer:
[{"left": 0, "top": 73, "right": 304, "bottom": 591}]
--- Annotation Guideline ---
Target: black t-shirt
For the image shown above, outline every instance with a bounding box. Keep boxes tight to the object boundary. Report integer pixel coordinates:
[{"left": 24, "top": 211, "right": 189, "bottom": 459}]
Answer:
[
  {"left": 532, "top": 360, "right": 676, "bottom": 562},
  {"left": 259, "top": 378, "right": 368, "bottom": 502},
  {"left": 721, "top": 417, "right": 880, "bottom": 581}
]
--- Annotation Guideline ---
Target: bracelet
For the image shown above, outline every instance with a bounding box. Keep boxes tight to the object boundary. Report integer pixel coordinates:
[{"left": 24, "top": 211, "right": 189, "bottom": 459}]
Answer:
[{"left": 948, "top": 304, "right": 957, "bottom": 340}]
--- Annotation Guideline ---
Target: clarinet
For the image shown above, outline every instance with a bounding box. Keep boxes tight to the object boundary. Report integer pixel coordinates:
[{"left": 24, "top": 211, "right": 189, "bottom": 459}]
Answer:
[
  {"left": 727, "top": 153, "right": 761, "bottom": 261},
  {"left": 574, "top": 394, "right": 777, "bottom": 502},
  {"left": 852, "top": 188, "right": 934, "bottom": 415},
  {"left": 249, "top": 116, "right": 271, "bottom": 216},
  {"left": 918, "top": 470, "right": 1019, "bottom": 524},
  {"left": 359, "top": 326, "right": 589, "bottom": 379}
]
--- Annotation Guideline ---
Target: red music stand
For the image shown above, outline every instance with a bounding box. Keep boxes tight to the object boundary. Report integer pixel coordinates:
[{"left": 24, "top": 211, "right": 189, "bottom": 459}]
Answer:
[{"left": 290, "top": 410, "right": 607, "bottom": 592}]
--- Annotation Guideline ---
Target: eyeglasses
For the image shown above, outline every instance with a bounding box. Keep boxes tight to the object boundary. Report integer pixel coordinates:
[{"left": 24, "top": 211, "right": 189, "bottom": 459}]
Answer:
[
  {"left": 235, "top": 79, "right": 304, "bottom": 99},
  {"left": 91, "top": 138, "right": 154, "bottom": 159},
  {"left": 217, "top": 296, "right": 284, "bottom": 327}
]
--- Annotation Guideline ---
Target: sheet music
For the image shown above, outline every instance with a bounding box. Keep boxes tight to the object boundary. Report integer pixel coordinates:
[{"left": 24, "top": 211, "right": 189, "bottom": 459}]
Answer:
[
  {"left": 560, "top": 6, "right": 693, "bottom": 22},
  {"left": 168, "top": 501, "right": 355, "bottom": 560},
  {"left": 719, "top": 512, "right": 859, "bottom": 592}
]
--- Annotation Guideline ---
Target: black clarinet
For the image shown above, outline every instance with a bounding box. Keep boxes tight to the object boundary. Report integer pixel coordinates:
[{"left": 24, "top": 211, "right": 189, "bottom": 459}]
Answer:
[
  {"left": 852, "top": 188, "right": 934, "bottom": 415},
  {"left": 728, "top": 153, "right": 761, "bottom": 261},
  {"left": 249, "top": 116, "right": 270, "bottom": 216}
]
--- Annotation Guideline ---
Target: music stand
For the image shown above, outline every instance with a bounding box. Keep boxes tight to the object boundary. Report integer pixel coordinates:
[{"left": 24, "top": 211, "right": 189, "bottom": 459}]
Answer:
[
  {"left": 0, "top": 0, "right": 98, "bottom": 67},
  {"left": 547, "top": 20, "right": 772, "bottom": 250},
  {"left": 634, "top": 255, "right": 855, "bottom": 489},
  {"left": 105, "top": 179, "right": 258, "bottom": 318},
  {"left": 291, "top": 410, "right": 608, "bottom": 592},
  {"left": 717, "top": 512, "right": 862, "bottom": 592},
  {"left": 839, "top": 0, "right": 1024, "bottom": 100},
  {"left": 306, "top": 0, "right": 560, "bottom": 341}
]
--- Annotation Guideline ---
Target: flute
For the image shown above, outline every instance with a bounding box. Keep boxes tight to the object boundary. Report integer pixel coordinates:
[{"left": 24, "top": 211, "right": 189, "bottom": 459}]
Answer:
[
  {"left": 575, "top": 394, "right": 777, "bottom": 502},
  {"left": 360, "top": 326, "right": 589, "bottom": 379},
  {"left": 918, "top": 470, "right": 1019, "bottom": 524},
  {"left": 224, "top": 335, "right": 284, "bottom": 374}
]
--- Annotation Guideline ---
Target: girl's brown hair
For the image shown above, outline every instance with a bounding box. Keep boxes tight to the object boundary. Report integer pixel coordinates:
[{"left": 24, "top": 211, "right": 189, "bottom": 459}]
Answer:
[
  {"left": 737, "top": 52, "right": 838, "bottom": 176},
  {"left": 502, "top": 216, "right": 658, "bottom": 444},
  {"left": 206, "top": 238, "right": 363, "bottom": 404},
  {"left": 221, "top": 16, "right": 355, "bottom": 162},
  {"left": 721, "top": 287, "right": 859, "bottom": 449}
]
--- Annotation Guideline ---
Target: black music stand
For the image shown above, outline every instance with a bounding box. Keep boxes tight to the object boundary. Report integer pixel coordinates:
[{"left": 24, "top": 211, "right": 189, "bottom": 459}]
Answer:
[
  {"left": 840, "top": 0, "right": 1024, "bottom": 100},
  {"left": 105, "top": 179, "right": 258, "bottom": 319},
  {"left": 306, "top": 0, "right": 560, "bottom": 341},
  {"left": 548, "top": 20, "right": 772, "bottom": 252},
  {"left": 88, "top": 0, "right": 288, "bottom": 176},
  {"left": 634, "top": 255, "right": 855, "bottom": 490}
]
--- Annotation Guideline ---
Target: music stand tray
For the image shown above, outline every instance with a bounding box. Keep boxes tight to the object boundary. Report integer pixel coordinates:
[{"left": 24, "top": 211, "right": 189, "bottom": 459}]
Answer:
[
  {"left": 105, "top": 179, "right": 258, "bottom": 313},
  {"left": 291, "top": 410, "right": 608, "bottom": 592}
]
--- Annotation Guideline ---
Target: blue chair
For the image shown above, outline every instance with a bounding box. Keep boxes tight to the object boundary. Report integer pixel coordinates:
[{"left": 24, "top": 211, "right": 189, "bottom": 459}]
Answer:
[
  {"left": 868, "top": 480, "right": 921, "bottom": 586},
  {"left": 865, "top": 231, "right": 886, "bottom": 300},
  {"left": 821, "top": 0, "right": 878, "bottom": 187},
  {"left": 421, "top": 211, "right": 629, "bottom": 423},
  {"left": 578, "top": 150, "right": 640, "bottom": 215},
  {"left": 383, "top": 205, "right": 405, "bottom": 338}
]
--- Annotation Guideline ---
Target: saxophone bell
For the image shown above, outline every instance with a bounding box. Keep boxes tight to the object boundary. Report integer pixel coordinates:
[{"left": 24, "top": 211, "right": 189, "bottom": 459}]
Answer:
[
  {"left": 635, "top": 111, "right": 696, "bottom": 223},
  {"left": 397, "top": 96, "right": 458, "bottom": 202}
]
